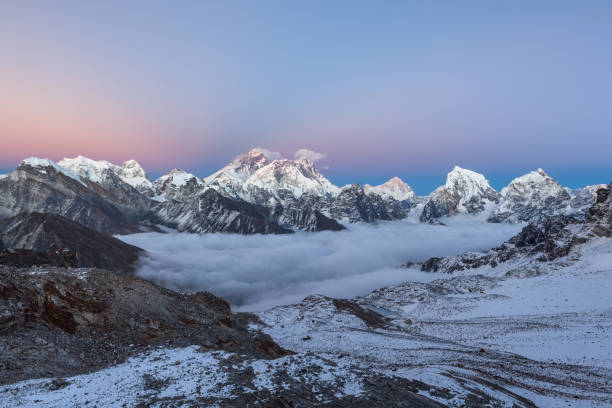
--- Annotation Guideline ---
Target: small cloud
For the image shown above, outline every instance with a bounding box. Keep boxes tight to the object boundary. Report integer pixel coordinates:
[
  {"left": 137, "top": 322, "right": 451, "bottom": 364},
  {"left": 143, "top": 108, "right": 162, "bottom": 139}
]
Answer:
[
  {"left": 253, "top": 147, "right": 282, "bottom": 161},
  {"left": 294, "top": 148, "right": 327, "bottom": 163}
]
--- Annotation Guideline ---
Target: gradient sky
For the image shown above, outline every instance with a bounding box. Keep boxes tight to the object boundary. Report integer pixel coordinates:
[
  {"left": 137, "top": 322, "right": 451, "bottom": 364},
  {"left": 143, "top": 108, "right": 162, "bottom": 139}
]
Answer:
[{"left": 1, "top": 1, "right": 611, "bottom": 194}]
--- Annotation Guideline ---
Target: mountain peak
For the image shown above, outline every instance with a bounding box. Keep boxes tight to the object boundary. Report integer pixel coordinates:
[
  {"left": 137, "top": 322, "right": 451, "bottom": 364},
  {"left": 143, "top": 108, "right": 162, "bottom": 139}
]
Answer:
[
  {"left": 364, "top": 177, "right": 415, "bottom": 201},
  {"left": 20, "top": 157, "right": 86, "bottom": 185},
  {"left": 155, "top": 168, "right": 201, "bottom": 189},
  {"left": 247, "top": 156, "right": 340, "bottom": 199},
  {"left": 58, "top": 155, "right": 153, "bottom": 192},
  {"left": 214, "top": 149, "right": 271, "bottom": 182}
]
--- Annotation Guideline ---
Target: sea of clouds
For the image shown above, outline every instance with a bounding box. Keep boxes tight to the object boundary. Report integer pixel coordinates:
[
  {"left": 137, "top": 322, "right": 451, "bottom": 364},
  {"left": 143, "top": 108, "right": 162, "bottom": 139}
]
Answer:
[{"left": 120, "top": 219, "right": 523, "bottom": 311}]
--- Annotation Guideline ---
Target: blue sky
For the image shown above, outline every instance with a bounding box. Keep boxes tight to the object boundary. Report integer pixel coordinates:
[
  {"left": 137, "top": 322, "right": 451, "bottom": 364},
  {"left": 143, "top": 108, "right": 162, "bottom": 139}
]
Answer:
[{"left": 1, "top": 0, "right": 611, "bottom": 194}]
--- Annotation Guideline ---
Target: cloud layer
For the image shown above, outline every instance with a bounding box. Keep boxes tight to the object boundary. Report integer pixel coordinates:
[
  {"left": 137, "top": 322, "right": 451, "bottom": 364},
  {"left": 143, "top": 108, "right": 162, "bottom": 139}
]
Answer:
[{"left": 120, "top": 220, "right": 523, "bottom": 312}]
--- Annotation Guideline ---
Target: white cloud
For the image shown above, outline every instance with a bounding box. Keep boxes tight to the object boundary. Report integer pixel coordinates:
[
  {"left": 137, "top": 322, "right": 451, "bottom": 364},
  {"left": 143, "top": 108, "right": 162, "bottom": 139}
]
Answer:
[
  {"left": 253, "top": 147, "right": 282, "bottom": 161},
  {"left": 294, "top": 148, "right": 327, "bottom": 163},
  {"left": 120, "top": 220, "right": 523, "bottom": 312}
]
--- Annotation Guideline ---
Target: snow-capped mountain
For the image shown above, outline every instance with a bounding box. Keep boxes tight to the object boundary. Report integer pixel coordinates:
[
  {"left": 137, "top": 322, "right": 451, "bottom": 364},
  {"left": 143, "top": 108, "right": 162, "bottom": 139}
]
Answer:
[
  {"left": 246, "top": 157, "right": 340, "bottom": 199},
  {"left": 0, "top": 152, "right": 606, "bottom": 234},
  {"left": 0, "top": 158, "right": 154, "bottom": 234},
  {"left": 488, "top": 168, "right": 571, "bottom": 223},
  {"left": 112, "top": 159, "right": 154, "bottom": 194},
  {"left": 58, "top": 155, "right": 154, "bottom": 194},
  {"left": 364, "top": 177, "right": 416, "bottom": 202},
  {"left": 420, "top": 166, "right": 500, "bottom": 222},
  {"left": 152, "top": 168, "right": 204, "bottom": 201},
  {"left": 206, "top": 150, "right": 340, "bottom": 204},
  {"left": 205, "top": 149, "right": 271, "bottom": 185}
]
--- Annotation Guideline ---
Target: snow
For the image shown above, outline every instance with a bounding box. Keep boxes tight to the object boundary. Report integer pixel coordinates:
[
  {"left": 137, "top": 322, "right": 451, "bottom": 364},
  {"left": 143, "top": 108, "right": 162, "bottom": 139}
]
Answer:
[
  {"left": 0, "top": 347, "right": 366, "bottom": 407},
  {"left": 254, "top": 236, "right": 612, "bottom": 407},
  {"left": 0, "top": 174, "right": 7, "bottom": 180},
  {"left": 445, "top": 166, "right": 497, "bottom": 203},
  {"left": 204, "top": 149, "right": 340, "bottom": 202},
  {"left": 58, "top": 155, "right": 153, "bottom": 191},
  {"left": 246, "top": 158, "right": 340, "bottom": 199},
  {"left": 154, "top": 169, "right": 201, "bottom": 188},
  {"left": 20, "top": 157, "right": 87, "bottom": 186},
  {"left": 205, "top": 149, "right": 270, "bottom": 184}
]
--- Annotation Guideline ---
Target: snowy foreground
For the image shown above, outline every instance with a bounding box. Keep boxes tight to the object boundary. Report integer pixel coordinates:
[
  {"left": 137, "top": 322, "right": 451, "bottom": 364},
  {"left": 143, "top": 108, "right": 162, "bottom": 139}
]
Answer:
[{"left": 1, "top": 238, "right": 611, "bottom": 407}]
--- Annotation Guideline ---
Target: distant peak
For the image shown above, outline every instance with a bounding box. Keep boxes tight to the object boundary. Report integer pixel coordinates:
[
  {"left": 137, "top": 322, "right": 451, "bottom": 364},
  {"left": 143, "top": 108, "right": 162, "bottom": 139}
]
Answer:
[{"left": 363, "top": 176, "right": 415, "bottom": 200}]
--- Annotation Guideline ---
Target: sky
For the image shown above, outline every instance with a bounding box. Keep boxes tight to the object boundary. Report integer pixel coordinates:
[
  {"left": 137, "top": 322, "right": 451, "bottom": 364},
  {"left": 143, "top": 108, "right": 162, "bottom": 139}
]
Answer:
[{"left": 1, "top": 0, "right": 611, "bottom": 194}]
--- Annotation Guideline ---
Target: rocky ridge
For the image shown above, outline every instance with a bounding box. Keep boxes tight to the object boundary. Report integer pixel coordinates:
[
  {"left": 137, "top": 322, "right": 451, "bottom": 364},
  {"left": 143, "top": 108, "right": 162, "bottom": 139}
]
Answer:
[{"left": 0, "top": 152, "right": 604, "bottom": 234}]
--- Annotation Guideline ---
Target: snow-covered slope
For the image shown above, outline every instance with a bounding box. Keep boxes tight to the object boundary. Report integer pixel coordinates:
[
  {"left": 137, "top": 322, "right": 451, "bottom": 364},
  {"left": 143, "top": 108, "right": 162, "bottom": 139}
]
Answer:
[
  {"left": 20, "top": 157, "right": 86, "bottom": 185},
  {"left": 420, "top": 166, "right": 500, "bottom": 222},
  {"left": 364, "top": 177, "right": 416, "bottom": 201},
  {"left": 58, "top": 155, "right": 153, "bottom": 193},
  {"left": 247, "top": 157, "right": 340, "bottom": 199},
  {"left": 205, "top": 149, "right": 271, "bottom": 185},
  {"left": 254, "top": 187, "right": 612, "bottom": 406},
  {"left": 112, "top": 159, "right": 154, "bottom": 193},
  {"left": 489, "top": 168, "right": 571, "bottom": 223}
]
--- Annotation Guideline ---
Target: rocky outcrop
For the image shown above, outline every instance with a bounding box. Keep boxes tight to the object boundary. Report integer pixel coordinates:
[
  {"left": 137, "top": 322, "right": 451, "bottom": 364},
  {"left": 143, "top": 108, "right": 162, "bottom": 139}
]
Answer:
[
  {"left": 586, "top": 183, "right": 612, "bottom": 236},
  {"left": 0, "top": 213, "right": 143, "bottom": 273},
  {"left": 330, "top": 184, "right": 406, "bottom": 223},
  {"left": 0, "top": 267, "right": 287, "bottom": 384},
  {"left": 416, "top": 183, "right": 612, "bottom": 273},
  {"left": 274, "top": 206, "right": 345, "bottom": 232},
  {"left": 155, "top": 188, "right": 292, "bottom": 234}
]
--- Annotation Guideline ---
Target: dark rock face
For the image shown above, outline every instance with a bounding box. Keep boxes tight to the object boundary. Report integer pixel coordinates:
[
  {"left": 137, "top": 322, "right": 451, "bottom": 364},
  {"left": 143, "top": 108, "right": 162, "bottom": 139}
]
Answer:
[
  {"left": 274, "top": 206, "right": 345, "bottom": 232},
  {"left": 0, "top": 248, "right": 77, "bottom": 268},
  {"left": 508, "top": 215, "right": 576, "bottom": 248},
  {"left": 330, "top": 184, "right": 407, "bottom": 223},
  {"left": 587, "top": 183, "right": 612, "bottom": 236},
  {"left": 156, "top": 188, "right": 293, "bottom": 234},
  {"left": 420, "top": 190, "right": 457, "bottom": 222},
  {"left": 271, "top": 192, "right": 345, "bottom": 232},
  {"left": 0, "top": 213, "right": 142, "bottom": 273},
  {"left": 0, "top": 267, "right": 287, "bottom": 384},
  {"left": 0, "top": 164, "right": 154, "bottom": 235}
]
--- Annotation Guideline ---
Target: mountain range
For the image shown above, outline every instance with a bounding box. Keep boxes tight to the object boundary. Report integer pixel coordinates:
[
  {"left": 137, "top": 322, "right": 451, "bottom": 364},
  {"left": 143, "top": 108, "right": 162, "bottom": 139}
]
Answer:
[{"left": 0, "top": 149, "right": 605, "bottom": 235}]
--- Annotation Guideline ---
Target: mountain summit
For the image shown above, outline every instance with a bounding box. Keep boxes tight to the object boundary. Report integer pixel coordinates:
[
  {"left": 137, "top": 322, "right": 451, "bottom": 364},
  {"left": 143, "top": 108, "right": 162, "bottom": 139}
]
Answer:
[
  {"left": 364, "top": 177, "right": 415, "bottom": 201},
  {"left": 420, "top": 166, "right": 500, "bottom": 222}
]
